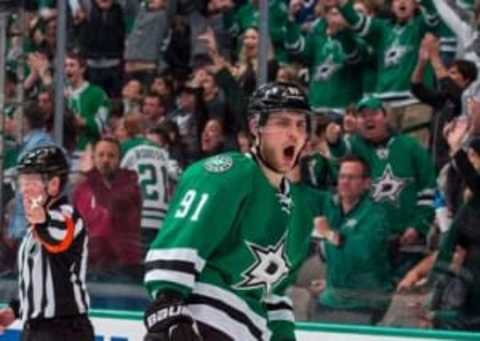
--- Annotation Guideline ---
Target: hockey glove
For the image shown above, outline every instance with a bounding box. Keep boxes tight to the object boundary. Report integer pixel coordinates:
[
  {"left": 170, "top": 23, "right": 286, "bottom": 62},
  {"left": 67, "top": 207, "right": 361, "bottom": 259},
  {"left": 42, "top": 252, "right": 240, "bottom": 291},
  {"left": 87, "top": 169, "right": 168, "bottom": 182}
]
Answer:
[{"left": 144, "top": 292, "right": 203, "bottom": 341}]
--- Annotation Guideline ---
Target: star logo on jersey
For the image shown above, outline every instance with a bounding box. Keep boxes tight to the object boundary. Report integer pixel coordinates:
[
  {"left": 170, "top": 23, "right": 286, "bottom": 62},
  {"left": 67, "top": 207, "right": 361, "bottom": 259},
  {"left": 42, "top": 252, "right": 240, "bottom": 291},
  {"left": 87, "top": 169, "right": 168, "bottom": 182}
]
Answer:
[
  {"left": 234, "top": 236, "right": 291, "bottom": 298},
  {"left": 313, "top": 57, "right": 340, "bottom": 81},
  {"left": 371, "top": 164, "right": 407, "bottom": 204},
  {"left": 384, "top": 45, "right": 407, "bottom": 67},
  {"left": 203, "top": 155, "right": 233, "bottom": 173},
  {"left": 344, "top": 218, "right": 358, "bottom": 229},
  {"left": 376, "top": 147, "right": 389, "bottom": 160}
]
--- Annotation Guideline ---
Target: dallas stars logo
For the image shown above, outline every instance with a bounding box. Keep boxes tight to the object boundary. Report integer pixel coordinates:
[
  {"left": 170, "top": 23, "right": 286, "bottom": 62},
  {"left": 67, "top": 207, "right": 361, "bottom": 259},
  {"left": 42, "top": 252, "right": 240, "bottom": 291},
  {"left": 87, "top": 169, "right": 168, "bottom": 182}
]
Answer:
[
  {"left": 313, "top": 57, "right": 340, "bottom": 81},
  {"left": 371, "top": 164, "right": 407, "bottom": 204},
  {"left": 234, "top": 236, "right": 291, "bottom": 298},
  {"left": 384, "top": 45, "right": 407, "bottom": 67}
]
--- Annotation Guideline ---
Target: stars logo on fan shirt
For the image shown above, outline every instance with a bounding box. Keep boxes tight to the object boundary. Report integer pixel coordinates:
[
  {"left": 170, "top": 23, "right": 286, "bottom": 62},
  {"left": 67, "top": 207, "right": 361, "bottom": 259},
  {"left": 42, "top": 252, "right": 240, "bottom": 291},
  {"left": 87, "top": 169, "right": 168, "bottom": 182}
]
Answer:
[
  {"left": 234, "top": 236, "right": 291, "bottom": 298},
  {"left": 371, "top": 164, "right": 407, "bottom": 204},
  {"left": 384, "top": 44, "right": 408, "bottom": 67},
  {"left": 313, "top": 57, "right": 340, "bottom": 81}
]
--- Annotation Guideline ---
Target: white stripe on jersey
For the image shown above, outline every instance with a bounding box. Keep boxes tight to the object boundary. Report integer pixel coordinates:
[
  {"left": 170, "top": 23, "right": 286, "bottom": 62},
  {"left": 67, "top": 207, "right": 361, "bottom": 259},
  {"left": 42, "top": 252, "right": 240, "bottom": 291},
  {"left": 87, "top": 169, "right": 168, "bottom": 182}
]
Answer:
[
  {"left": 264, "top": 294, "right": 293, "bottom": 307},
  {"left": 142, "top": 218, "right": 163, "bottom": 229},
  {"left": 192, "top": 283, "right": 270, "bottom": 340},
  {"left": 31, "top": 241, "right": 44, "bottom": 319},
  {"left": 267, "top": 309, "right": 295, "bottom": 322},
  {"left": 144, "top": 269, "right": 195, "bottom": 289},
  {"left": 145, "top": 248, "right": 206, "bottom": 273},
  {"left": 189, "top": 304, "right": 261, "bottom": 341},
  {"left": 44, "top": 261, "right": 55, "bottom": 317},
  {"left": 47, "top": 226, "right": 68, "bottom": 241}
]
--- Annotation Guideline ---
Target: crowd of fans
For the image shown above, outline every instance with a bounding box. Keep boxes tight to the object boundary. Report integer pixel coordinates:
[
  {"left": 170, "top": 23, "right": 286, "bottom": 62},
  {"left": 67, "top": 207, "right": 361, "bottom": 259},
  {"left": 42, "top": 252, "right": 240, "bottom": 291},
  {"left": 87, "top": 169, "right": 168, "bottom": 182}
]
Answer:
[{"left": 1, "top": 0, "right": 480, "bottom": 333}]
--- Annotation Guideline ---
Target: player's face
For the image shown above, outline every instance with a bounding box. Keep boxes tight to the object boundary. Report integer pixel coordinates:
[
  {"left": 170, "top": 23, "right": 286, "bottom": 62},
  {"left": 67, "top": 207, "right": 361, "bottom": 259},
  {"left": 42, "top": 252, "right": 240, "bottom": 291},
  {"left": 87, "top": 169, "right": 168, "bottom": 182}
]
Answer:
[
  {"left": 259, "top": 111, "right": 308, "bottom": 173},
  {"left": 93, "top": 141, "right": 120, "bottom": 178},
  {"left": 392, "top": 0, "right": 416, "bottom": 22},
  {"left": 357, "top": 109, "right": 389, "bottom": 143},
  {"left": 337, "top": 161, "right": 369, "bottom": 202}
]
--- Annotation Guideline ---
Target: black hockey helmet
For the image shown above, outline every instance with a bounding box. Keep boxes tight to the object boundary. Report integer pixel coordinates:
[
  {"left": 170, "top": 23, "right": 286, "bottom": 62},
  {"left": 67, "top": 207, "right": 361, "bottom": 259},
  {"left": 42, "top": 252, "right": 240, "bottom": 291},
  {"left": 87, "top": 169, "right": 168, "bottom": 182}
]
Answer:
[
  {"left": 17, "top": 145, "right": 69, "bottom": 179},
  {"left": 248, "top": 82, "right": 311, "bottom": 126}
]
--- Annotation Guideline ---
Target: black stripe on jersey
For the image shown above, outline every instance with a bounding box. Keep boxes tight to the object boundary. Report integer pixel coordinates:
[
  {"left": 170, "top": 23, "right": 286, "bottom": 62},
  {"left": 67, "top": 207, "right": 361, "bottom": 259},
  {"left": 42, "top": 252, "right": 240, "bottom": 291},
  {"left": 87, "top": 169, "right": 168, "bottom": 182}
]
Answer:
[
  {"left": 189, "top": 294, "right": 263, "bottom": 340},
  {"left": 380, "top": 95, "right": 411, "bottom": 101},
  {"left": 143, "top": 215, "right": 166, "bottom": 220},
  {"left": 417, "top": 194, "right": 434, "bottom": 200},
  {"left": 145, "top": 260, "right": 198, "bottom": 276},
  {"left": 40, "top": 251, "right": 48, "bottom": 316},
  {"left": 27, "top": 256, "right": 35, "bottom": 317},
  {"left": 144, "top": 207, "right": 168, "bottom": 214},
  {"left": 265, "top": 302, "right": 293, "bottom": 312}
]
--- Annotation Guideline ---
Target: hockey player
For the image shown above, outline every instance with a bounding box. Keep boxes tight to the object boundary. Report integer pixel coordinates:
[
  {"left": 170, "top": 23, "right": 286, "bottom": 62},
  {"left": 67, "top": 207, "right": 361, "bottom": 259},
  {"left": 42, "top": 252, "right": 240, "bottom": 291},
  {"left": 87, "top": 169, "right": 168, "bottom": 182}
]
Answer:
[
  {"left": 0, "top": 146, "right": 94, "bottom": 341},
  {"left": 143, "top": 82, "right": 314, "bottom": 341}
]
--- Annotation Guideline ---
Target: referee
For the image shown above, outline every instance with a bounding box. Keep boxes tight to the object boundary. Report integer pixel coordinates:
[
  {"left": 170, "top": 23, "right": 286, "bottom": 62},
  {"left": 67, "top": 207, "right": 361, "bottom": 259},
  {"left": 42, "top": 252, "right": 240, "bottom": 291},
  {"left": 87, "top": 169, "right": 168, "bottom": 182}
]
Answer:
[{"left": 0, "top": 146, "right": 94, "bottom": 340}]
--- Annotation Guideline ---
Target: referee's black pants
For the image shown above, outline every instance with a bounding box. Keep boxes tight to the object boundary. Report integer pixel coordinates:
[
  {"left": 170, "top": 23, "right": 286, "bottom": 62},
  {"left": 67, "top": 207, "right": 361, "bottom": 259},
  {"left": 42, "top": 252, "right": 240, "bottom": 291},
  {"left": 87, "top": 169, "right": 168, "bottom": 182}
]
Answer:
[{"left": 22, "top": 314, "right": 94, "bottom": 341}]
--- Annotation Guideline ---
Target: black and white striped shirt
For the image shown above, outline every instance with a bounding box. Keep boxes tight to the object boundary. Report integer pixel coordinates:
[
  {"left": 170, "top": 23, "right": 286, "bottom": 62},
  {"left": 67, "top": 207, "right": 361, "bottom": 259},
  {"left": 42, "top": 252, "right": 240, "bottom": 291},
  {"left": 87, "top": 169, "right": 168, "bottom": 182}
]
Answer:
[{"left": 18, "top": 196, "right": 90, "bottom": 322}]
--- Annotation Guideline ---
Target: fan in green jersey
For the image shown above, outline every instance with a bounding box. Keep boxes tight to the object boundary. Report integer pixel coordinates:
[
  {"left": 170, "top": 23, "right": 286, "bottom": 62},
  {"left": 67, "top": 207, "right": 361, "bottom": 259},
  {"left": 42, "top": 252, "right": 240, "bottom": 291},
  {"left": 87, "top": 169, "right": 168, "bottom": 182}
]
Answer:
[
  {"left": 143, "top": 82, "right": 316, "bottom": 341},
  {"left": 326, "top": 96, "right": 436, "bottom": 280}
]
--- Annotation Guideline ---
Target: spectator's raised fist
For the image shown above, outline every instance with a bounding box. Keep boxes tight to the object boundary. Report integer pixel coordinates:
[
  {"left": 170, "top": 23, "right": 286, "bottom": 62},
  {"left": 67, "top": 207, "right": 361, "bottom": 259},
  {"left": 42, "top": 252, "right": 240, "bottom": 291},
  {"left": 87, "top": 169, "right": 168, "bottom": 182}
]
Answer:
[
  {"left": 288, "top": 0, "right": 303, "bottom": 21},
  {"left": 325, "top": 122, "right": 342, "bottom": 145}
]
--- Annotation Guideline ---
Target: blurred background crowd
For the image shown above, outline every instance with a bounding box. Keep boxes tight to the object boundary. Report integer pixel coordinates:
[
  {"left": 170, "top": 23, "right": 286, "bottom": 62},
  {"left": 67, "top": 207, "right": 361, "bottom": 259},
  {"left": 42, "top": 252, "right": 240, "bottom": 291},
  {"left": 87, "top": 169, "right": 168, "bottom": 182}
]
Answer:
[{"left": 1, "top": 0, "right": 480, "bottom": 333}]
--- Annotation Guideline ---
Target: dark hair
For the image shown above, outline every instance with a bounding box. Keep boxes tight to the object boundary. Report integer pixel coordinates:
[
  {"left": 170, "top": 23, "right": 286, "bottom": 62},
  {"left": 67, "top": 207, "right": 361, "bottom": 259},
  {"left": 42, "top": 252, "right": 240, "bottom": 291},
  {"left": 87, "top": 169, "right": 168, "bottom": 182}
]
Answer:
[
  {"left": 149, "top": 125, "right": 172, "bottom": 146},
  {"left": 339, "top": 154, "right": 371, "bottom": 178},
  {"left": 24, "top": 101, "right": 47, "bottom": 130},
  {"left": 94, "top": 136, "right": 121, "bottom": 155},
  {"left": 66, "top": 51, "right": 87, "bottom": 69},
  {"left": 451, "top": 59, "right": 478, "bottom": 84},
  {"left": 143, "top": 92, "right": 165, "bottom": 106}
]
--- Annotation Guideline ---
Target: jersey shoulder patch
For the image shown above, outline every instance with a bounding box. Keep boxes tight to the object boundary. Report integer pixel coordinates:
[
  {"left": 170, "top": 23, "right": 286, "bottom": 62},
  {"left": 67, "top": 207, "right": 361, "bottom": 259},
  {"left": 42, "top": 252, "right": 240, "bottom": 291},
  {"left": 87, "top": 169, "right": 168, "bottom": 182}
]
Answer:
[{"left": 203, "top": 154, "right": 234, "bottom": 173}]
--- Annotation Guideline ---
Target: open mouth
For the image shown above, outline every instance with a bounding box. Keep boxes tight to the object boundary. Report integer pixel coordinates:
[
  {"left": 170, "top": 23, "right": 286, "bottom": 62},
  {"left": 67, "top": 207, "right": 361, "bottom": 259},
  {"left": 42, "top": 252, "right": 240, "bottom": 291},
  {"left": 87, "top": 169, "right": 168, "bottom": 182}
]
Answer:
[{"left": 283, "top": 146, "right": 295, "bottom": 160}]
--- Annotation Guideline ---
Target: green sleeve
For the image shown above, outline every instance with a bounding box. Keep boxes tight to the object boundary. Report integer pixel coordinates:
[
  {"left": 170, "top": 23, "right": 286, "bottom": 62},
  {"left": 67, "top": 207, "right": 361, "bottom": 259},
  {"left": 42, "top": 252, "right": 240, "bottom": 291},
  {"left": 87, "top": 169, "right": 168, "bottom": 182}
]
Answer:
[
  {"left": 419, "top": 0, "right": 439, "bottom": 28},
  {"left": 328, "top": 133, "right": 360, "bottom": 159},
  {"left": 144, "top": 156, "right": 251, "bottom": 298},
  {"left": 433, "top": 222, "right": 458, "bottom": 274},
  {"left": 214, "top": 67, "right": 248, "bottom": 131},
  {"left": 334, "top": 29, "right": 368, "bottom": 64},
  {"left": 408, "top": 142, "right": 436, "bottom": 235},
  {"left": 338, "top": 0, "right": 383, "bottom": 45},
  {"left": 269, "top": 0, "right": 288, "bottom": 44},
  {"left": 265, "top": 281, "right": 297, "bottom": 341},
  {"left": 83, "top": 88, "right": 110, "bottom": 138},
  {"left": 284, "top": 20, "right": 313, "bottom": 64}
]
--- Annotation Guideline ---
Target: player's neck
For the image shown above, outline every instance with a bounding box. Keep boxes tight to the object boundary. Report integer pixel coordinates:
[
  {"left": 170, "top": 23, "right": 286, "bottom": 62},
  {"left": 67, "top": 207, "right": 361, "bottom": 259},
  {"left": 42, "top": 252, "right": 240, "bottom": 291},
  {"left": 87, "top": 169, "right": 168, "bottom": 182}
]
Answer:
[{"left": 259, "top": 161, "right": 284, "bottom": 189}]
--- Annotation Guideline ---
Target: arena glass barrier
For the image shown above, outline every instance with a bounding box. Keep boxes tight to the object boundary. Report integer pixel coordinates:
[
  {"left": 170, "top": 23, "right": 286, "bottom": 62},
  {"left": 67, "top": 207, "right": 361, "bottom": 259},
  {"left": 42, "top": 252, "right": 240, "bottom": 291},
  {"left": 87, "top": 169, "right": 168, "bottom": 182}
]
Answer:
[{"left": 2, "top": 309, "right": 480, "bottom": 341}]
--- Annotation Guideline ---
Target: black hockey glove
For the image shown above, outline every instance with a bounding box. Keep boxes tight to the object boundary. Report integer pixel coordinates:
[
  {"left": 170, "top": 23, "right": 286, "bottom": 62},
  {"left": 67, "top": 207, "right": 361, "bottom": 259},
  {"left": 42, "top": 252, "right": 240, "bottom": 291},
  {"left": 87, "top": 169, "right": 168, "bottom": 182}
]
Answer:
[{"left": 144, "top": 292, "right": 203, "bottom": 341}]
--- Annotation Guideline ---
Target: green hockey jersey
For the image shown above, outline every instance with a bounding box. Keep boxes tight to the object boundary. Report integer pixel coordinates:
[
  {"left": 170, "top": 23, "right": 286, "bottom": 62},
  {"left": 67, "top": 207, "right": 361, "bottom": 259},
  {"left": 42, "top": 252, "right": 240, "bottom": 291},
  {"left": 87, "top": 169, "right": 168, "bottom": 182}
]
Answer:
[
  {"left": 67, "top": 82, "right": 110, "bottom": 151},
  {"left": 339, "top": 0, "right": 438, "bottom": 107},
  {"left": 285, "top": 18, "right": 363, "bottom": 113},
  {"left": 144, "top": 152, "right": 315, "bottom": 340},
  {"left": 330, "top": 133, "right": 436, "bottom": 235},
  {"left": 121, "top": 137, "right": 175, "bottom": 231}
]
